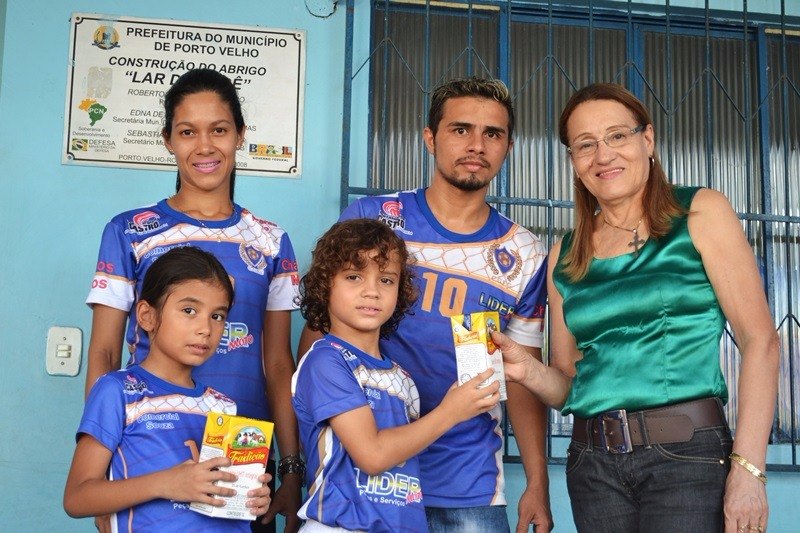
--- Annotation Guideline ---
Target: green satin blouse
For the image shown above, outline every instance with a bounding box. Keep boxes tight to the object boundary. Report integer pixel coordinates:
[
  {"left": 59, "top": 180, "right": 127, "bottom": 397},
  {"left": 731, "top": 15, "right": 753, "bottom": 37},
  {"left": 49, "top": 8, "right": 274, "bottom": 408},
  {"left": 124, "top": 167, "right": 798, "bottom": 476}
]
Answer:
[{"left": 554, "top": 186, "right": 728, "bottom": 418}]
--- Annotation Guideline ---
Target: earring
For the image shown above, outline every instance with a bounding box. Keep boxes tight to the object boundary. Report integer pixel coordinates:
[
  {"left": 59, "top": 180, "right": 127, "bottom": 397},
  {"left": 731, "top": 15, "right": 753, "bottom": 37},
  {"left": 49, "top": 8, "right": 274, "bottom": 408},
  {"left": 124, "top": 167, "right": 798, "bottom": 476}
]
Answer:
[{"left": 649, "top": 156, "right": 655, "bottom": 166}]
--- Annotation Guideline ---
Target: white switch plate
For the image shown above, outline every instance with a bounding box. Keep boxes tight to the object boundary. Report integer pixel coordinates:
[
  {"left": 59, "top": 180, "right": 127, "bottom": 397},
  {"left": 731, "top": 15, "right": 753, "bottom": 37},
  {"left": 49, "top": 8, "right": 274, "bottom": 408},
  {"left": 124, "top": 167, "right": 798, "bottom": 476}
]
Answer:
[{"left": 46, "top": 326, "right": 82, "bottom": 376}]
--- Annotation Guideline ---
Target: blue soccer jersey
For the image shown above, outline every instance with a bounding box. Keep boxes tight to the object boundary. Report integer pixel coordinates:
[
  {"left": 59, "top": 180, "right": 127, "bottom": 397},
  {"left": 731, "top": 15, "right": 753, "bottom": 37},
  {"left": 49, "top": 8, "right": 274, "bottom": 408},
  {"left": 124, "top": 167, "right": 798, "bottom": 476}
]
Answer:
[
  {"left": 78, "top": 365, "right": 243, "bottom": 532},
  {"left": 292, "top": 335, "right": 426, "bottom": 533},
  {"left": 340, "top": 188, "right": 548, "bottom": 508},
  {"left": 86, "top": 199, "right": 299, "bottom": 420}
]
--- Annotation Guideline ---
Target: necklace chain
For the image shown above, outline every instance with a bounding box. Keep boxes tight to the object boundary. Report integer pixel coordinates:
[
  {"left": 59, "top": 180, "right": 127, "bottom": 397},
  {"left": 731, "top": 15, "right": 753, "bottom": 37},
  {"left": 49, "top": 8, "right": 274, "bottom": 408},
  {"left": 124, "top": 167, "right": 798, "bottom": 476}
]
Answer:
[
  {"left": 601, "top": 214, "right": 641, "bottom": 233},
  {"left": 601, "top": 213, "right": 646, "bottom": 257},
  {"left": 169, "top": 196, "right": 229, "bottom": 242}
]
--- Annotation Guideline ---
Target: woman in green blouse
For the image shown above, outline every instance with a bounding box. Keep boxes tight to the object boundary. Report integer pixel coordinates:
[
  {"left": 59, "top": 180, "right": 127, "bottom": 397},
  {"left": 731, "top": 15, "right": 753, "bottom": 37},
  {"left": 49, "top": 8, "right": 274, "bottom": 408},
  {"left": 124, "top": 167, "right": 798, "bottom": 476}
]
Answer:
[{"left": 495, "top": 83, "right": 778, "bottom": 533}]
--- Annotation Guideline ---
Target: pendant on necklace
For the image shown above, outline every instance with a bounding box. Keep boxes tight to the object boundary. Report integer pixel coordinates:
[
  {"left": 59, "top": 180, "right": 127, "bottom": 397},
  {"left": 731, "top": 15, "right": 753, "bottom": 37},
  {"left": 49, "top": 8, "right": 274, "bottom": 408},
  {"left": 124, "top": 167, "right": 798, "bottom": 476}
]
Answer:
[
  {"left": 601, "top": 213, "right": 646, "bottom": 258},
  {"left": 629, "top": 230, "right": 646, "bottom": 257},
  {"left": 197, "top": 220, "right": 223, "bottom": 243}
]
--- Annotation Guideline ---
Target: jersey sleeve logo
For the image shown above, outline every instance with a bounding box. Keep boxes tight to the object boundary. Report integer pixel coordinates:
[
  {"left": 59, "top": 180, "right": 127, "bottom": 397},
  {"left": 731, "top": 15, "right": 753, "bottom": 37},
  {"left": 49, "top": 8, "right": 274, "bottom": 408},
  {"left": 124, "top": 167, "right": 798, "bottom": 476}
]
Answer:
[
  {"left": 123, "top": 374, "right": 152, "bottom": 395},
  {"left": 125, "top": 211, "right": 162, "bottom": 234},
  {"left": 332, "top": 342, "right": 358, "bottom": 361},
  {"left": 378, "top": 200, "right": 411, "bottom": 235},
  {"left": 488, "top": 243, "right": 522, "bottom": 280}
]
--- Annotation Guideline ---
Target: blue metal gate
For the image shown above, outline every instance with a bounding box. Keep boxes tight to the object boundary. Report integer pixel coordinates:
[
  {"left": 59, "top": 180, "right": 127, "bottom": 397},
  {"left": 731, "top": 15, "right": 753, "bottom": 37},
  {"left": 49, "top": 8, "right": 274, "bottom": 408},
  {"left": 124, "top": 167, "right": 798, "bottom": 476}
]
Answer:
[{"left": 340, "top": 0, "right": 800, "bottom": 470}]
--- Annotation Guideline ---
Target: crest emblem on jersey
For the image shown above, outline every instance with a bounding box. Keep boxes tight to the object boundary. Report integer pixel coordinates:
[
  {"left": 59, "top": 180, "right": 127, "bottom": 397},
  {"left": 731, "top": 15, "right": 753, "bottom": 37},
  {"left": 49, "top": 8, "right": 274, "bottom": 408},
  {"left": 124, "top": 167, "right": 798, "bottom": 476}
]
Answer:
[
  {"left": 494, "top": 246, "right": 515, "bottom": 273},
  {"left": 125, "top": 210, "right": 161, "bottom": 234},
  {"left": 487, "top": 243, "right": 522, "bottom": 281},
  {"left": 239, "top": 243, "right": 267, "bottom": 275},
  {"left": 378, "top": 200, "right": 410, "bottom": 234}
]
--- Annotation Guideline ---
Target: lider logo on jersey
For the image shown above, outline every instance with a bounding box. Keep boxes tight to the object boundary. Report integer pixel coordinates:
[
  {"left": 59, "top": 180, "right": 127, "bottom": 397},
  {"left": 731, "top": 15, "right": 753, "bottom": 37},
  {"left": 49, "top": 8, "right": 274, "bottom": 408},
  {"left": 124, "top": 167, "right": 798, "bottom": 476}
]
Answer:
[
  {"left": 220, "top": 322, "right": 254, "bottom": 353},
  {"left": 479, "top": 292, "right": 516, "bottom": 317},
  {"left": 354, "top": 467, "right": 423, "bottom": 506},
  {"left": 125, "top": 211, "right": 161, "bottom": 234},
  {"left": 378, "top": 200, "right": 411, "bottom": 235}
]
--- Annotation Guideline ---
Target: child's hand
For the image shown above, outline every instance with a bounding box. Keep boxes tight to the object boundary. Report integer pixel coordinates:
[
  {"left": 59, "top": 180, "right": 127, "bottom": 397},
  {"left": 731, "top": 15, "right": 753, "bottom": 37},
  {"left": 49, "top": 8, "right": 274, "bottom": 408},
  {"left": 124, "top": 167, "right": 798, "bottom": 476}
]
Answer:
[
  {"left": 159, "top": 456, "right": 238, "bottom": 506},
  {"left": 247, "top": 472, "right": 273, "bottom": 519},
  {"left": 440, "top": 367, "right": 500, "bottom": 424}
]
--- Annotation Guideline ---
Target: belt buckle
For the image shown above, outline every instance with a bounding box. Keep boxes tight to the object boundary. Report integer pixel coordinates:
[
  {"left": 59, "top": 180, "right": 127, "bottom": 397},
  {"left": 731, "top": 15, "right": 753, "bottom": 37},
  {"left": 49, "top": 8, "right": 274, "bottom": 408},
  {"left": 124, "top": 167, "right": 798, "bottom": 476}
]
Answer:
[{"left": 600, "top": 409, "right": 633, "bottom": 454}]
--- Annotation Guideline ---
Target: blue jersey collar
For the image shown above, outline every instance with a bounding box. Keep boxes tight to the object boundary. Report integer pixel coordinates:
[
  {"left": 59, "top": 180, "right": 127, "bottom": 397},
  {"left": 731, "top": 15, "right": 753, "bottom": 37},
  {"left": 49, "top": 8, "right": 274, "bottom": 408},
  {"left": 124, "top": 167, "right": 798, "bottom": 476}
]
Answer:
[
  {"left": 414, "top": 188, "right": 499, "bottom": 243},
  {"left": 157, "top": 198, "right": 242, "bottom": 228}
]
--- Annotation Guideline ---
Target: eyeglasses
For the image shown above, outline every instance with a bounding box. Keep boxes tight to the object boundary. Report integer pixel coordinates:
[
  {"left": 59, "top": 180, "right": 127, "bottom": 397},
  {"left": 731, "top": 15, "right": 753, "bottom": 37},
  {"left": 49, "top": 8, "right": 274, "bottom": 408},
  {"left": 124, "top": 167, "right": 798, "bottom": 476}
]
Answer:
[{"left": 567, "top": 125, "right": 645, "bottom": 158}]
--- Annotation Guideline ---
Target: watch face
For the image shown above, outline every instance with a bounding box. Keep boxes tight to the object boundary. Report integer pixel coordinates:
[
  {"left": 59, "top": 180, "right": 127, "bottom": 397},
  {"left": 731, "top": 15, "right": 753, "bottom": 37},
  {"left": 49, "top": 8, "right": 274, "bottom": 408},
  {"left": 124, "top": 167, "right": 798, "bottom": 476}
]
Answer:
[{"left": 278, "top": 456, "right": 306, "bottom": 479}]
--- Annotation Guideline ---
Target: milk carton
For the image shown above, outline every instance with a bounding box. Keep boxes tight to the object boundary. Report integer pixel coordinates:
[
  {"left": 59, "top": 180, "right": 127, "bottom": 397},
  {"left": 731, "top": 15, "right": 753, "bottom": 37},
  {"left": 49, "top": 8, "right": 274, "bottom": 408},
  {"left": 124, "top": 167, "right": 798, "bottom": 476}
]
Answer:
[
  {"left": 190, "top": 413, "right": 274, "bottom": 520},
  {"left": 450, "top": 311, "right": 507, "bottom": 401}
]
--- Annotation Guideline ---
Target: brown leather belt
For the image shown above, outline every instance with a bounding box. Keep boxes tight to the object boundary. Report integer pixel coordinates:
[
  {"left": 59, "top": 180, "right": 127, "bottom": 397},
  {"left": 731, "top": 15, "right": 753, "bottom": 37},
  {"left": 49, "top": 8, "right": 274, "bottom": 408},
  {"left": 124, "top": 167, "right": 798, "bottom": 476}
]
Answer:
[{"left": 571, "top": 397, "right": 726, "bottom": 454}]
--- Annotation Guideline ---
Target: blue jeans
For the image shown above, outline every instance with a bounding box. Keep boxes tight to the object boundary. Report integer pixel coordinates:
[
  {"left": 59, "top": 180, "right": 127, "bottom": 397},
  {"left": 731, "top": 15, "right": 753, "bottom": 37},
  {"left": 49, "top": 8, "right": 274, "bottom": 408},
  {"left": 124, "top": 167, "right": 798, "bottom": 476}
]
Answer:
[
  {"left": 425, "top": 505, "right": 510, "bottom": 533},
  {"left": 566, "top": 426, "right": 732, "bottom": 532}
]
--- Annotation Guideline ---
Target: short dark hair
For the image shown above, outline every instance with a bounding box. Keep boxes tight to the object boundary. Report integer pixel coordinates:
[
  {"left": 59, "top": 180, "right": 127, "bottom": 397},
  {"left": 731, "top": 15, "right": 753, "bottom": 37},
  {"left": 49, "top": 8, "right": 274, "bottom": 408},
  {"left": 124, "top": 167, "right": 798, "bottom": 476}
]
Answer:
[
  {"left": 427, "top": 76, "right": 515, "bottom": 138},
  {"left": 140, "top": 246, "right": 234, "bottom": 311},
  {"left": 162, "top": 68, "right": 244, "bottom": 200},
  {"left": 299, "top": 218, "right": 417, "bottom": 338}
]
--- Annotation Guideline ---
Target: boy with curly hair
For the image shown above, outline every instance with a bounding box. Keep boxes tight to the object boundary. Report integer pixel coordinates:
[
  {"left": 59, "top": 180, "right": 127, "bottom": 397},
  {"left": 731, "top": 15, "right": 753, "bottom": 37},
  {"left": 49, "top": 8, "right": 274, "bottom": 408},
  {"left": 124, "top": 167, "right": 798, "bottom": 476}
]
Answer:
[{"left": 291, "top": 218, "right": 499, "bottom": 532}]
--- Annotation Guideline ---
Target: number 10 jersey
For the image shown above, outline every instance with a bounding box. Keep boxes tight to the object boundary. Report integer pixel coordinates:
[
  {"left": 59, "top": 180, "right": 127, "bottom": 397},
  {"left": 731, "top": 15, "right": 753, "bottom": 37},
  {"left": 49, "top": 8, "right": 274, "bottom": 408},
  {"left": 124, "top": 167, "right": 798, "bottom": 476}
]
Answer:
[{"left": 340, "top": 188, "right": 547, "bottom": 508}]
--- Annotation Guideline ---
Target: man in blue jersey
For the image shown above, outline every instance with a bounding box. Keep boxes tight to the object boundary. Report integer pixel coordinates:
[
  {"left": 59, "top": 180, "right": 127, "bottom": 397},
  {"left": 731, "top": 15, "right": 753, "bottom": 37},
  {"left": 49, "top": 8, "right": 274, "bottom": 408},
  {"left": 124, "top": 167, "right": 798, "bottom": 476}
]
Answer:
[{"left": 300, "top": 77, "right": 551, "bottom": 532}]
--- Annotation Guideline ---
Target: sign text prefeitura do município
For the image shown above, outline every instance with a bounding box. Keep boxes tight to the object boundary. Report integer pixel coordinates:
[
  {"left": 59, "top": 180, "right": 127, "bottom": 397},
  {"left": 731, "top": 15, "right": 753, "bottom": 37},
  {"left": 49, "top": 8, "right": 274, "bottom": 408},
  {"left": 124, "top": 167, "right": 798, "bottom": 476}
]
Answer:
[{"left": 63, "top": 13, "right": 305, "bottom": 176}]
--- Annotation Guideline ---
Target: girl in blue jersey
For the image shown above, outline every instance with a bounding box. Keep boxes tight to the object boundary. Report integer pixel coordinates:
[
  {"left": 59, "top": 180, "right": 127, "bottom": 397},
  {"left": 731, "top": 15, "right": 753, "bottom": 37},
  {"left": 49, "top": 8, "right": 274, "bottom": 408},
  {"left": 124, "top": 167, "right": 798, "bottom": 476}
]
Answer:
[
  {"left": 292, "top": 219, "right": 500, "bottom": 533},
  {"left": 65, "top": 246, "right": 272, "bottom": 531}
]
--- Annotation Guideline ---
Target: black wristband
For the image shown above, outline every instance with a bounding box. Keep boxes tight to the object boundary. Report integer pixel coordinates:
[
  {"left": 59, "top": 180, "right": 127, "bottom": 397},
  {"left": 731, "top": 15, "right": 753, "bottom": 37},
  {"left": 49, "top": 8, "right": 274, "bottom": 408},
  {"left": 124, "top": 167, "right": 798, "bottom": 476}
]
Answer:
[{"left": 277, "top": 454, "right": 306, "bottom": 481}]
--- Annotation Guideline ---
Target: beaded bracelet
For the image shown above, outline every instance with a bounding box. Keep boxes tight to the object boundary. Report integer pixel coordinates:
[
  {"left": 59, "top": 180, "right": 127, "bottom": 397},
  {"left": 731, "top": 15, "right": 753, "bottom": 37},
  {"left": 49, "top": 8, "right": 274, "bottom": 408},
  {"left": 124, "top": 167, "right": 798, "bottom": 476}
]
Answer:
[{"left": 729, "top": 452, "right": 767, "bottom": 485}]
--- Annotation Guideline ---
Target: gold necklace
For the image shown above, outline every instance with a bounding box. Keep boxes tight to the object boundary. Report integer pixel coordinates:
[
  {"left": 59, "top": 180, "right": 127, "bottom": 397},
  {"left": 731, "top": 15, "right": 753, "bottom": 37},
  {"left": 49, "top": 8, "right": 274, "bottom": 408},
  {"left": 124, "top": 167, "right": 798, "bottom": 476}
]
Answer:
[{"left": 601, "top": 214, "right": 646, "bottom": 257}]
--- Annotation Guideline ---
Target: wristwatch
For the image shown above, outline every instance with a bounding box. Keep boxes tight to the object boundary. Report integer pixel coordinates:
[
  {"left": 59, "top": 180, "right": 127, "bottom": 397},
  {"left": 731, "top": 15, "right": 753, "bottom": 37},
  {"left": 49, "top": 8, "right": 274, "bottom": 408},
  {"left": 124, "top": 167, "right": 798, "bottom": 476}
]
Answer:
[{"left": 277, "top": 454, "right": 306, "bottom": 481}]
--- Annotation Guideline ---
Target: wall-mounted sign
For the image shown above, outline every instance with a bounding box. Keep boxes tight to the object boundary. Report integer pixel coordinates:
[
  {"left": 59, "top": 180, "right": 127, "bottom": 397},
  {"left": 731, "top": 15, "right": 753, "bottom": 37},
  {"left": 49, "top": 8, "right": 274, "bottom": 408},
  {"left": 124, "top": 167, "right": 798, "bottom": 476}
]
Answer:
[{"left": 63, "top": 13, "right": 305, "bottom": 176}]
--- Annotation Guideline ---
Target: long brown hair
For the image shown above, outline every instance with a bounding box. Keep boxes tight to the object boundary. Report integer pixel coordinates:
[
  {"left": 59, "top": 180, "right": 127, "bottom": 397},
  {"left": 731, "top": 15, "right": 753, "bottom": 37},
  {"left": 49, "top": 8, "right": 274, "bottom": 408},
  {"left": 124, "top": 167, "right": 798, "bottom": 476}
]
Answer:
[{"left": 557, "top": 83, "right": 683, "bottom": 281}]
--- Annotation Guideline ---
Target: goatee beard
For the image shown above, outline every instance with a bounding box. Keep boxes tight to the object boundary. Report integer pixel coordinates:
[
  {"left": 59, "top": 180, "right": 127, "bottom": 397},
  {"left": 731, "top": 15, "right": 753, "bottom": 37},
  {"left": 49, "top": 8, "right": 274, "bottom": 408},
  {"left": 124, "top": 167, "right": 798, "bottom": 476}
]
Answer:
[{"left": 443, "top": 172, "right": 487, "bottom": 192}]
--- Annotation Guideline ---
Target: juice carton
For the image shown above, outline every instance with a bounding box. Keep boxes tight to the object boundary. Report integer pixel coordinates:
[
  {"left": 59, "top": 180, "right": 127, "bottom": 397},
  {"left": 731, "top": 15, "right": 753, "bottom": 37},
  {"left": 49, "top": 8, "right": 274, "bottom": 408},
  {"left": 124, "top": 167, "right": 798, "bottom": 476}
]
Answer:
[
  {"left": 450, "top": 311, "right": 507, "bottom": 401},
  {"left": 190, "top": 413, "right": 275, "bottom": 520}
]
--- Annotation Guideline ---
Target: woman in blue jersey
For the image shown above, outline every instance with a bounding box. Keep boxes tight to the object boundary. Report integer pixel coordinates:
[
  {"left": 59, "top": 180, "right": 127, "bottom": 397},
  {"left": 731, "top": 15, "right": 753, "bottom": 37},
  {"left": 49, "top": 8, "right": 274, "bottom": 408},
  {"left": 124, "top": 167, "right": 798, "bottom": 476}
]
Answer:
[
  {"left": 84, "top": 68, "right": 302, "bottom": 532},
  {"left": 65, "top": 246, "right": 272, "bottom": 530},
  {"left": 494, "top": 83, "right": 778, "bottom": 533}
]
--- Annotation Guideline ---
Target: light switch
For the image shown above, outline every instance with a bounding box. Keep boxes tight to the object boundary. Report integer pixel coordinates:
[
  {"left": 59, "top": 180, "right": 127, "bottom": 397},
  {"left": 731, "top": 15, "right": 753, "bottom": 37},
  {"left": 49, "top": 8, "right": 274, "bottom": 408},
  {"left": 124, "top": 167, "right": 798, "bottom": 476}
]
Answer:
[{"left": 46, "top": 326, "right": 82, "bottom": 376}]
